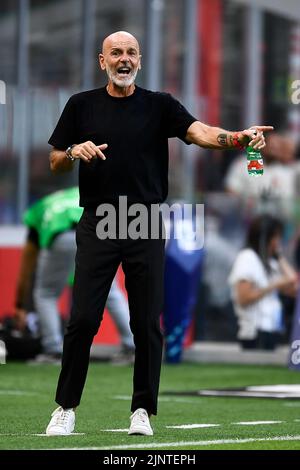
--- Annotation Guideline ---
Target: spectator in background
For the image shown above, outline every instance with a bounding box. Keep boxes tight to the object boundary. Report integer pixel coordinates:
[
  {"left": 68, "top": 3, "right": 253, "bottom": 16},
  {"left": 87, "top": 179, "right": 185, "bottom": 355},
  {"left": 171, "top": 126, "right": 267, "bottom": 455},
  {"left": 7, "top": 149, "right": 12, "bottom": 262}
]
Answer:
[
  {"left": 198, "top": 213, "right": 239, "bottom": 341},
  {"left": 228, "top": 215, "right": 298, "bottom": 350},
  {"left": 225, "top": 133, "right": 297, "bottom": 219},
  {"left": 14, "top": 187, "right": 134, "bottom": 363}
]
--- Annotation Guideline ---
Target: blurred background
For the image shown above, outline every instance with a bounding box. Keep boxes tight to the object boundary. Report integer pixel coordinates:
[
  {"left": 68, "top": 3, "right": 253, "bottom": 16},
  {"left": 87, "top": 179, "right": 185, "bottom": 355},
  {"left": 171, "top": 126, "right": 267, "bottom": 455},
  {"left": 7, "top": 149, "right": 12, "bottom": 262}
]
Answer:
[{"left": 1, "top": 0, "right": 300, "bottom": 359}]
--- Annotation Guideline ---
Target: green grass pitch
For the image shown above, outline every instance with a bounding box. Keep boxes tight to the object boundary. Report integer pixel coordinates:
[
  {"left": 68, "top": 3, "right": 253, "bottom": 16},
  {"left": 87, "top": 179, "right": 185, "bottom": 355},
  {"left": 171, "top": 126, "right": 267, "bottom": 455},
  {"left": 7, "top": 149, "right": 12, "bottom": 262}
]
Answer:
[{"left": 1, "top": 361, "right": 300, "bottom": 450}]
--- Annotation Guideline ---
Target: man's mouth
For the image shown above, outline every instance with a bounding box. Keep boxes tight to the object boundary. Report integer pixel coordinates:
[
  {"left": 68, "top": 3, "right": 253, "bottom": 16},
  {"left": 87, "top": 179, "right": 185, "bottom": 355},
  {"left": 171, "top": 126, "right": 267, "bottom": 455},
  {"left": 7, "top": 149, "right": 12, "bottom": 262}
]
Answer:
[{"left": 117, "top": 67, "right": 131, "bottom": 76}]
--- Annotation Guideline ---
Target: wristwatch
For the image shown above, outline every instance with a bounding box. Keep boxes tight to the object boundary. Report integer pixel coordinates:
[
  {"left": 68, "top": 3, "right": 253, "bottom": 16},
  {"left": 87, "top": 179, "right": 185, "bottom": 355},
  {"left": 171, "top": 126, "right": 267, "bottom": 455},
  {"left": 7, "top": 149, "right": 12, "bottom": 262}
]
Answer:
[{"left": 66, "top": 144, "right": 76, "bottom": 161}]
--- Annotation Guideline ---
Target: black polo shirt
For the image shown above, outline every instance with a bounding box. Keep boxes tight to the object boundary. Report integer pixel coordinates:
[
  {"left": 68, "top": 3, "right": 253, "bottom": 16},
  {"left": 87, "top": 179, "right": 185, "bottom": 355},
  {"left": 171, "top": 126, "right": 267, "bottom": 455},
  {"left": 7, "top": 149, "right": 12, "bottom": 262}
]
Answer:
[{"left": 48, "top": 86, "right": 197, "bottom": 207}]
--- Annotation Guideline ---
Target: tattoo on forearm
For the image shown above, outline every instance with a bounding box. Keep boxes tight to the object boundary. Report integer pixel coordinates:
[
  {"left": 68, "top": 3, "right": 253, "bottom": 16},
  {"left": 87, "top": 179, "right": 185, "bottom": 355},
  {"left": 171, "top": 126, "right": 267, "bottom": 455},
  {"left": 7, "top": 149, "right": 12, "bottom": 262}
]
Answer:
[
  {"left": 229, "top": 135, "right": 234, "bottom": 147},
  {"left": 217, "top": 133, "right": 228, "bottom": 146}
]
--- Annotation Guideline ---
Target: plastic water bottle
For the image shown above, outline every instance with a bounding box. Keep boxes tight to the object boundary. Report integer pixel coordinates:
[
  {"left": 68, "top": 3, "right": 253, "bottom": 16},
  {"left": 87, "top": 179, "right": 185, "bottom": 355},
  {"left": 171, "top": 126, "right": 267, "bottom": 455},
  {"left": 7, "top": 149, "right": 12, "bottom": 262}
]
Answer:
[
  {"left": 247, "top": 146, "right": 264, "bottom": 176},
  {"left": 246, "top": 130, "right": 263, "bottom": 176}
]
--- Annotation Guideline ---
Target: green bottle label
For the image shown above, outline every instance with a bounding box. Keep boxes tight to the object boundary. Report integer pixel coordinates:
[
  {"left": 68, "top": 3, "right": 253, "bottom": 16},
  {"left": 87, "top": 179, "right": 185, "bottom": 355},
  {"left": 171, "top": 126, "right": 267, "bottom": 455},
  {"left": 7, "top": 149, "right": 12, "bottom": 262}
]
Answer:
[{"left": 246, "top": 146, "right": 264, "bottom": 176}]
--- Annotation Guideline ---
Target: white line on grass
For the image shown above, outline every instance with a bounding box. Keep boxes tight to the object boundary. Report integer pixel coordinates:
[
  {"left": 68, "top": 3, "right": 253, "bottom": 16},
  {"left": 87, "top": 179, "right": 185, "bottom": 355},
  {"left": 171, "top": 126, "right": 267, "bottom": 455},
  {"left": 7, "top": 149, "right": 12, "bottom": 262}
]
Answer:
[
  {"left": 55, "top": 435, "right": 300, "bottom": 450},
  {"left": 158, "top": 397, "right": 202, "bottom": 404},
  {"left": 166, "top": 424, "right": 220, "bottom": 429},
  {"left": 113, "top": 395, "right": 141, "bottom": 400},
  {"left": 0, "top": 390, "right": 37, "bottom": 396},
  {"left": 1, "top": 417, "right": 296, "bottom": 439},
  {"left": 101, "top": 429, "right": 129, "bottom": 432},
  {"left": 113, "top": 395, "right": 201, "bottom": 404},
  {"left": 0, "top": 433, "right": 85, "bottom": 437},
  {"left": 232, "top": 421, "right": 283, "bottom": 426},
  {"left": 33, "top": 433, "right": 86, "bottom": 437}
]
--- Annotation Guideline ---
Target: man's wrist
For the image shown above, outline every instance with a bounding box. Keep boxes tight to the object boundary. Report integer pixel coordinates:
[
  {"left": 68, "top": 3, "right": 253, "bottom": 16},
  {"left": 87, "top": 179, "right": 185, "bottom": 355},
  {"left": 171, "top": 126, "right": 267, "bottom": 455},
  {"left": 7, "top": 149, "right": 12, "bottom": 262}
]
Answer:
[
  {"left": 66, "top": 144, "right": 77, "bottom": 161},
  {"left": 232, "top": 132, "right": 247, "bottom": 150}
]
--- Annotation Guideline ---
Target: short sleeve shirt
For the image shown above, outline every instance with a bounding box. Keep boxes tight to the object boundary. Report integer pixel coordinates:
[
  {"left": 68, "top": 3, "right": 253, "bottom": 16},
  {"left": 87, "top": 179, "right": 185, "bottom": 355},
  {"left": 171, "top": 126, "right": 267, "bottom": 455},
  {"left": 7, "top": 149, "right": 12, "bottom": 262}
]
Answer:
[
  {"left": 228, "top": 248, "right": 282, "bottom": 338},
  {"left": 48, "top": 86, "right": 197, "bottom": 207}
]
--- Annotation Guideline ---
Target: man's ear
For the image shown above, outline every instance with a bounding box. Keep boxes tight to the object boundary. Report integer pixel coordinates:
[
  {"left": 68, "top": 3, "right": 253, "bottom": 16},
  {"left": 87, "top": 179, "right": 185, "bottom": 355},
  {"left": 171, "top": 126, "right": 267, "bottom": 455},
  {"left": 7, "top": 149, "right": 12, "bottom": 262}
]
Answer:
[
  {"left": 138, "top": 55, "right": 142, "bottom": 70},
  {"left": 99, "top": 53, "right": 106, "bottom": 70}
]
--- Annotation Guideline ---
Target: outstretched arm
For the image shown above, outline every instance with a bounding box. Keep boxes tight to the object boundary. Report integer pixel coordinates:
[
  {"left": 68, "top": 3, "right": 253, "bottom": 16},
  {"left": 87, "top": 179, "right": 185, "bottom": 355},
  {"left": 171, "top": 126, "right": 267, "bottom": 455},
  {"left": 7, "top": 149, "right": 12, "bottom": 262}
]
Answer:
[{"left": 186, "top": 121, "right": 274, "bottom": 150}]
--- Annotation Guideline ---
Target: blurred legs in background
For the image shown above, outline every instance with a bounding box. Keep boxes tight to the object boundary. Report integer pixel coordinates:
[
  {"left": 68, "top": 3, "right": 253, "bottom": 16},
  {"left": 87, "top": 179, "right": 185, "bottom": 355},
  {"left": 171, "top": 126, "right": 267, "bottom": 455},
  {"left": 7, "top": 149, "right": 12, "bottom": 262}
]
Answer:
[
  {"left": 33, "top": 230, "right": 134, "bottom": 362},
  {"left": 34, "top": 231, "right": 76, "bottom": 355}
]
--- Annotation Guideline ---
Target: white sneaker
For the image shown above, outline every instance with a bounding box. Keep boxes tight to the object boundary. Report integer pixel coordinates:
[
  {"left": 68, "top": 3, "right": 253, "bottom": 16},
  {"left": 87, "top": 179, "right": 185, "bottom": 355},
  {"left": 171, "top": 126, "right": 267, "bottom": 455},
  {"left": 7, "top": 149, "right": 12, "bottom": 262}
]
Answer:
[
  {"left": 46, "top": 406, "right": 75, "bottom": 436},
  {"left": 27, "top": 354, "right": 61, "bottom": 365},
  {"left": 110, "top": 346, "right": 135, "bottom": 366},
  {"left": 128, "top": 408, "right": 153, "bottom": 436}
]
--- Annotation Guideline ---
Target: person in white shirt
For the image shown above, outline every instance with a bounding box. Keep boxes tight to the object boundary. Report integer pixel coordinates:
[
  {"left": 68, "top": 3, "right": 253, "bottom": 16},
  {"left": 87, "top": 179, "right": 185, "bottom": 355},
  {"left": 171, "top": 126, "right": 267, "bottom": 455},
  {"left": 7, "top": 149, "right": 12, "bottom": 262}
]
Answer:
[
  {"left": 228, "top": 215, "right": 298, "bottom": 350},
  {"left": 225, "top": 133, "right": 297, "bottom": 219}
]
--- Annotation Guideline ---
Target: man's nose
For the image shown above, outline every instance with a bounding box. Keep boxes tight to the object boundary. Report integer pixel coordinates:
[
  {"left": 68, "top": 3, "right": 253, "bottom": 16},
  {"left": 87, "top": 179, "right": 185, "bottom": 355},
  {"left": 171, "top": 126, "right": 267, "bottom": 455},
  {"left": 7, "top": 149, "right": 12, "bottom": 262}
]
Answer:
[{"left": 120, "top": 55, "right": 130, "bottom": 63}]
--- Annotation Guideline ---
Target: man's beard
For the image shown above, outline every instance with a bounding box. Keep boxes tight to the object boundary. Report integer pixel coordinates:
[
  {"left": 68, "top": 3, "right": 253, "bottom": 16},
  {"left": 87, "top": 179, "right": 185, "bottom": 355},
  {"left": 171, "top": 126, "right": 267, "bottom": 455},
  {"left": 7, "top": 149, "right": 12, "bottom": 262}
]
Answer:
[{"left": 106, "top": 65, "right": 139, "bottom": 88}]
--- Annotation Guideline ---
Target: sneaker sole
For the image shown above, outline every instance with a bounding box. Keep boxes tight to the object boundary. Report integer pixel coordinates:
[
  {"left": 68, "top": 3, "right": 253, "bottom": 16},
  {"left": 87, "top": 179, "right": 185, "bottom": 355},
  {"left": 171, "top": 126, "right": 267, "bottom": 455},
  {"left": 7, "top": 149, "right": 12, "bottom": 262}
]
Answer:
[
  {"left": 46, "top": 431, "right": 73, "bottom": 436},
  {"left": 46, "top": 426, "right": 75, "bottom": 436},
  {"left": 128, "top": 426, "right": 153, "bottom": 436}
]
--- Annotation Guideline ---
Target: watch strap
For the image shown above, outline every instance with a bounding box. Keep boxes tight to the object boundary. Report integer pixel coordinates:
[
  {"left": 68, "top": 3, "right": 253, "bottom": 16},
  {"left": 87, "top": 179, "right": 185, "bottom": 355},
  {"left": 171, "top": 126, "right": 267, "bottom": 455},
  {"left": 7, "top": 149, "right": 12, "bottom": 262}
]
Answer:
[{"left": 66, "top": 144, "right": 76, "bottom": 161}]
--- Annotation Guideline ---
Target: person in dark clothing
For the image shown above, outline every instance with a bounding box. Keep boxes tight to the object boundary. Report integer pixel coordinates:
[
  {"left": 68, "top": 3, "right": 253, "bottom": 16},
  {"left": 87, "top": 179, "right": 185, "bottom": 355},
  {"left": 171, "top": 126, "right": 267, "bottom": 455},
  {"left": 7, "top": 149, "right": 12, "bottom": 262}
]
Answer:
[{"left": 45, "top": 31, "right": 273, "bottom": 436}]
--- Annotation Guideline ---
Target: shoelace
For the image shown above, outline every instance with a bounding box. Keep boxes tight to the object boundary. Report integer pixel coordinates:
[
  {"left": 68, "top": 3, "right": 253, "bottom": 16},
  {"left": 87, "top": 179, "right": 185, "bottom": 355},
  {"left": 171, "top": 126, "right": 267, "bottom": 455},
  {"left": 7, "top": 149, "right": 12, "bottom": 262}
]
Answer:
[
  {"left": 133, "top": 410, "right": 147, "bottom": 424},
  {"left": 54, "top": 408, "right": 73, "bottom": 427}
]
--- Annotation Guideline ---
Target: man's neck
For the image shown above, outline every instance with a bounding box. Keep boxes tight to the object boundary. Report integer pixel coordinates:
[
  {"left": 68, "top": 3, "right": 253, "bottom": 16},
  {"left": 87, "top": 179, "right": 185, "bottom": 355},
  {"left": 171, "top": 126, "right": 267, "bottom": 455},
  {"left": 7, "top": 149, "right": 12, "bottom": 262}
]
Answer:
[{"left": 106, "top": 82, "right": 135, "bottom": 98}]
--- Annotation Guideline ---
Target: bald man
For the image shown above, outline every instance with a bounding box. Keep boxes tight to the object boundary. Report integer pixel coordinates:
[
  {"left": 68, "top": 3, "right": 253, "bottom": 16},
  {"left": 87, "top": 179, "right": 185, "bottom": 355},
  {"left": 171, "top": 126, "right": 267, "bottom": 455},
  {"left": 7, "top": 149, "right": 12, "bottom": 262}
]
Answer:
[{"left": 46, "top": 31, "right": 272, "bottom": 436}]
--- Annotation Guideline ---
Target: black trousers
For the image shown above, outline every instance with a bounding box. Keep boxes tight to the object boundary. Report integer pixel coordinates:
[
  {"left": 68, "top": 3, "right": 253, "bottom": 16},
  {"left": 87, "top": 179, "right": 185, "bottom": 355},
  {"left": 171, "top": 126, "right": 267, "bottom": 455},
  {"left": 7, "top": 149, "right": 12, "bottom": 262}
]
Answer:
[{"left": 55, "top": 208, "right": 165, "bottom": 415}]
